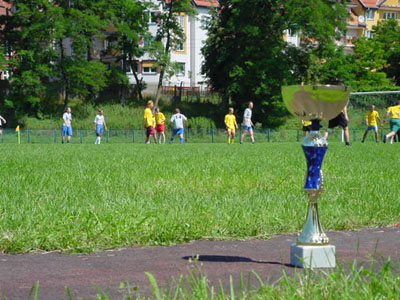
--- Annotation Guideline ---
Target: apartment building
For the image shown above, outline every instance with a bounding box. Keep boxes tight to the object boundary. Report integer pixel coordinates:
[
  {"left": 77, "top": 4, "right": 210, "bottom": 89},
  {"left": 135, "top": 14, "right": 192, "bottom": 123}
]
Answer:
[
  {"left": 126, "top": 0, "right": 219, "bottom": 92},
  {"left": 341, "top": 0, "right": 400, "bottom": 51}
]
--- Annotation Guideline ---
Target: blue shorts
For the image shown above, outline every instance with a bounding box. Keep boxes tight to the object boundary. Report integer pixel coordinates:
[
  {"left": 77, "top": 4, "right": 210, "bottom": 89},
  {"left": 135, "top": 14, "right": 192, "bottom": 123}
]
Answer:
[
  {"left": 367, "top": 126, "right": 377, "bottom": 131},
  {"left": 172, "top": 128, "right": 184, "bottom": 136},
  {"left": 242, "top": 125, "right": 253, "bottom": 131},
  {"left": 96, "top": 125, "right": 103, "bottom": 135},
  {"left": 62, "top": 125, "right": 72, "bottom": 136}
]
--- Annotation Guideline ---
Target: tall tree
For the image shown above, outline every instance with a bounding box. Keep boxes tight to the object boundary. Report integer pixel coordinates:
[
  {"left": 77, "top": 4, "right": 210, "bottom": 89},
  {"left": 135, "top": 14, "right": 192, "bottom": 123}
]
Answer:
[
  {"left": 372, "top": 19, "right": 400, "bottom": 85},
  {"left": 56, "top": 0, "right": 110, "bottom": 107},
  {"left": 106, "top": 0, "right": 149, "bottom": 102},
  {"left": 152, "top": 0, "right": 195, "bottom": 108},
  {"left": 0, "top": 0, "right": 61, "bottom": 113},
  {"left": 202, "top": 0, "right": 348, "bottom": 127}
]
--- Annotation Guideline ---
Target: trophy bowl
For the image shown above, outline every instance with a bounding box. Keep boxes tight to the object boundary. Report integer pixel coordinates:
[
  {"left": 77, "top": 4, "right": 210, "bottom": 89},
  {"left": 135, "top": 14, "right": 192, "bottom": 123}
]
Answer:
[{"left": 281, "top": 85, "right": 350, "bottom": 121}]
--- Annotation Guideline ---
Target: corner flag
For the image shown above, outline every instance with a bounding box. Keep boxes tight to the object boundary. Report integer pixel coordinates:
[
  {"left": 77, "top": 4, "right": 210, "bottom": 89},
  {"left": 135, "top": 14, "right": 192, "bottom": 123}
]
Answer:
[{"left": 16, "top": 125, "right": 20, "bottom": 144}]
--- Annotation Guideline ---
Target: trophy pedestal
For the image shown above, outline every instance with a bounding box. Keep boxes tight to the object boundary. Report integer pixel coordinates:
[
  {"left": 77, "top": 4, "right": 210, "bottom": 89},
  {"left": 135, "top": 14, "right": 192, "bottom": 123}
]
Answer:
[{"left": 290, "top": 243, "right": 336, "bottom": 268}]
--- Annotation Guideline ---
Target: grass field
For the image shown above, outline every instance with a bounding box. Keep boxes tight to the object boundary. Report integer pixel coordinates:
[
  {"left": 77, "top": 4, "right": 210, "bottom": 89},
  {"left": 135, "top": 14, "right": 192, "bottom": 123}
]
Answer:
[{"left": 0, "top": 142, "right": 399, "bottom": 254}]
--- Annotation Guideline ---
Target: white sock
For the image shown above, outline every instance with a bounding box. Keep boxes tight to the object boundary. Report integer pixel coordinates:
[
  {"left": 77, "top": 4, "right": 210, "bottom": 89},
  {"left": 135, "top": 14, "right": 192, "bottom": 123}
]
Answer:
[
  {"left": 98, "top": 137, "right": 101, "bottom": 144},
  {"left": 390, "top": 139, "right": 393, "bottom": 145}
]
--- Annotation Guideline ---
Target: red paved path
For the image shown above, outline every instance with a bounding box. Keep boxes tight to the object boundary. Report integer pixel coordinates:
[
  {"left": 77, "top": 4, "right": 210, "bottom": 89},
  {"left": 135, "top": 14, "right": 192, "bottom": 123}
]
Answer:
[{"left": 1, "top": 227, "right": 399, "bottom": 299}]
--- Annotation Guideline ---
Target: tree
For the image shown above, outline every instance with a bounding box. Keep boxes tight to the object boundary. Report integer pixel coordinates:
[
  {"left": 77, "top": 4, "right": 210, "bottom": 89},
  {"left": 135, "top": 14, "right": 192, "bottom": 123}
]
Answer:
[
  {"left": 372, "top": 19, "right": 400, "bottom": 85},
  {"left": 345, "top": 37, "right": 391, "bottom": 90},
  {"left": 152, "top": 0, "right": 195, "bottom": 108},
  {"left": 202, "top": 0, "right": 348, "bottom": 127},
  {"left": 106, "top": 0, "right": 149, "bottom": 102},
  {"left": 55, "top": 0, "right": 111, "bottom": 107},
  {"left": 0, "top": 48, "right": 6, "bottom": 71},
  {"left": 0, "top": 0, "right": 61, "bottom": 113}
]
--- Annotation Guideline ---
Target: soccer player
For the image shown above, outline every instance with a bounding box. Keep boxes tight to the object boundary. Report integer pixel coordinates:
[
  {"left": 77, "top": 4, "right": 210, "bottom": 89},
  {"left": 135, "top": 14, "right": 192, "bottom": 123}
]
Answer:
[
  {"left": 170, "top": 108, "right": 187, "bottom": 144},
  {"left": 324, "top": 104, "right": 350, "bottom": 146},
  {"left": 154, "top": 107, "right": 166, "bottom": 144},
  {"left": 224, "top": 107, "right": 238, "bottom": 144},
  {"left": 383, "top": 100, "right": 400, "bottom": 144},
  {"left": 0, "top": 114, "right": 6, "bottom": 137},
  {"left": 240, "top": 101, "right": 255, "bottom": 144},
  {"left": 61, "top": 107, "right": 72, "bottom": 144},
  {"left": 144, "top": 100, "right": 156, "bottom": 144},
  {"left": 302, "top": 120, "right": 312, "bottom": 137},
  {"left": 361, "top": 105, "right": 380, "bottom": 143},
  {"left": 94, "top": 109, "right": 107, "bottom": 144}
]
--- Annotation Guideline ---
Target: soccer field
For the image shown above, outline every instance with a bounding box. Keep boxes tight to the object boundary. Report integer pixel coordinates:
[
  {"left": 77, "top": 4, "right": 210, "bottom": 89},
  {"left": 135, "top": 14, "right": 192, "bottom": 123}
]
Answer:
[{"left": 0, "top": 143, "right": 398, "bottom": 253}]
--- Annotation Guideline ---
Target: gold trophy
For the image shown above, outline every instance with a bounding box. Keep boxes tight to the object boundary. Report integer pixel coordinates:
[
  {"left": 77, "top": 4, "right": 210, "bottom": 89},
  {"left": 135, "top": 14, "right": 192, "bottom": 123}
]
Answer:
[{"left": 281, "top": 85, "right": 350, "bottom": 268}]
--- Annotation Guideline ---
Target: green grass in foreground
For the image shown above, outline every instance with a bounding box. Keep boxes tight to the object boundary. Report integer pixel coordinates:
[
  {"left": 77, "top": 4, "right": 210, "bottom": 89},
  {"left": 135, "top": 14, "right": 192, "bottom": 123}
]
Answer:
[
  {"left": 0, "top": 143, "right": 399, "bottom": 253},
  {"left": 17, "top": 260, "right": 400, "bottom": 300}
]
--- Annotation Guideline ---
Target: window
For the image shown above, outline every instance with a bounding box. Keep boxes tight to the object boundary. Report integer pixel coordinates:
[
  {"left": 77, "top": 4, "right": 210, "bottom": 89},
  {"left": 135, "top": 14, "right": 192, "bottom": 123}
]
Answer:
[
  {"left": 145, "top": 11, "right": 158, "bottom": 24},
  {"left": 173, "top": 14, "right": 186, "bottom": 52},
  {"left": 2, "top": 70, "right": 10, "bottom": 80},
  {"left": 383, "top": 12, "right": 398, "bottom": 20},
  {"left": 127, "top": 63, "right": 138, "bottom": 74},
  {"left": 176, "top": 63, "right": 185, "bottom": 76},
  {"left": 142, "top": 63, "right": 157, "bottom": 75},
  {"left": 174, "top": 39, "right": 184, "bottom": 52},
  {"left": 176, "top": 15, "right": 184, "bottom": 29},
  {"left": 365, "top": 30, "right": 373, "bottom": 39},
  {"left": 365, "top": 9, "right": 374, "bottom": 20},
  {"left": 139, "top": 35, "right": 155, "bottom": 48}
]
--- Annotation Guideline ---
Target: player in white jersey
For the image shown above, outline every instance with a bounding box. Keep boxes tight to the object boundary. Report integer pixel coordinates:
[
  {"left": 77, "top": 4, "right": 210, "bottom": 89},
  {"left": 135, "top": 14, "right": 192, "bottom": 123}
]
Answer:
[
  {"left": 61, "top": 107, "right": 72, "bottom": 144},
  {"left": 94, "top": 109, "right": 107, "bottom": 144},
  {"left": 0, "top": 114, "right": 6, "bottom": 137},
  {"left": 170, "top": 108, "right": 187, "bottom": 144},
  {"left": 240, "top": 101, "right": 255, "bottom": 144}
]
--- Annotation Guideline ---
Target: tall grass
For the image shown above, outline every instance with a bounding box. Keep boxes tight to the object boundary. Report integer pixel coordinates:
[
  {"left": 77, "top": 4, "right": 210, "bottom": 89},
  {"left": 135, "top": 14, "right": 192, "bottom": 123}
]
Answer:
[
  {"left": 22, "top": 260, "right": 400, "bottom": 299},
  {"left": 23, "top": 104, "right": 217, "bottom": 130},
  {"left": 132, "top": 260, "right": 400, "bottom": 300}
]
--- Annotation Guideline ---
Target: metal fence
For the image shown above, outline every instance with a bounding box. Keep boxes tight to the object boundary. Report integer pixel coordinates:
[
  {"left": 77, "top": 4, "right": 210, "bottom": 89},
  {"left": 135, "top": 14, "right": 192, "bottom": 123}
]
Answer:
[{"left": 0, "top": 128, "right": 390, "bottom": 144}]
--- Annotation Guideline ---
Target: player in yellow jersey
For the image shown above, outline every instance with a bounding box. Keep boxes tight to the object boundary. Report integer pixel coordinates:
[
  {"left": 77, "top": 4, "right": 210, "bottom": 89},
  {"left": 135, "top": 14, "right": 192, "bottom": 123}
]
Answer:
[
  {"left": 224, "top": 107, "right": 238, "bottom": 144},
  {"left": 154, "top": 107, "right": 166, "bottom": 144},
  {"left": 302, "top": 120, "right": 312, "bottom": 137},
  {"left": 143, "top": 100, "right": 156, "bottom": 144},
  {"left": 361, "top": 105, "right": 381, "bottom": 143},
  {"left": 383, "top": 100, "right": 400, "bottom": 144}
]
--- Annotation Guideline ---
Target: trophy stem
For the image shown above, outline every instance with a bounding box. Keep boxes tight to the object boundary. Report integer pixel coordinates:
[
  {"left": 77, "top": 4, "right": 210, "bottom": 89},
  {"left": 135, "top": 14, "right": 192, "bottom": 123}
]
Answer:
[{"left": 297, "top": 199, "right": 329, "bottom": 245}]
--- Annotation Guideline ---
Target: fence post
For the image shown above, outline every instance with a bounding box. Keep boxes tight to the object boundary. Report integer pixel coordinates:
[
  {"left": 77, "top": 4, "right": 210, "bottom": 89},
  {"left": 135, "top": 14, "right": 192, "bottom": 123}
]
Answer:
[
  {"left": 132, "top": 130, "right": 135, "bottom": 143},
  {"left": 53, "top": 129, "right": 57, "bottom": 143},
  {"left": 296, "top": 130, "right": 299, "bottom": 142},
  {"left": 106, "top": 129, "right": 110, "bottom": 143},
  {"left": 80, "top": 130, "right": 83, "bottom": 144},
  {"left": 27, "top": 130, "right": 30, "bottom": 143},
  {"left": 353, "top": 129, "right": 356, "bottom": 142},
  {"left": 186, "top": 128, "right": 189, "bottom": 142},
  {"left": 267, "top": 128, "right": 270, "bottom": 142},
  {"left": 211, "top": 128, "right": 214, "bottom": 143}
]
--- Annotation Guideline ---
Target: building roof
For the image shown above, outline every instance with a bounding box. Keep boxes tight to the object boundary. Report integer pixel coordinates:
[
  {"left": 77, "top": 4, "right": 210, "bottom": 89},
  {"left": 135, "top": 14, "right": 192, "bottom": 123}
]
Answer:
[
  {"left": 358, "top": 0, "right": 379, "bottom": 9},
  {"left": 358, "top": 0, "right": 400, "bottom": 9},
  {"left": 192, "top": 0, "right": 219, "bottom": 8}
]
